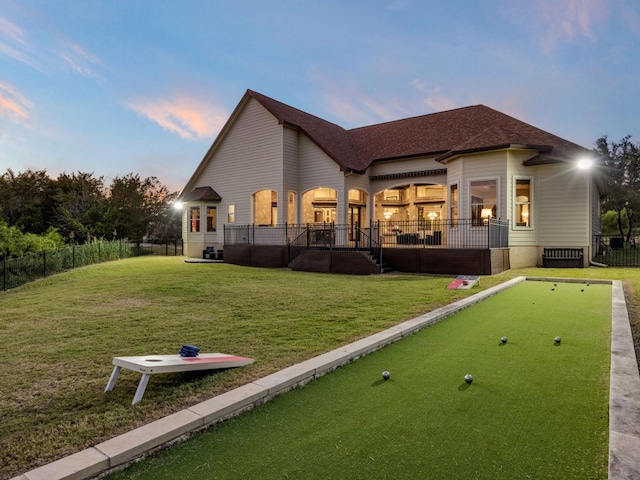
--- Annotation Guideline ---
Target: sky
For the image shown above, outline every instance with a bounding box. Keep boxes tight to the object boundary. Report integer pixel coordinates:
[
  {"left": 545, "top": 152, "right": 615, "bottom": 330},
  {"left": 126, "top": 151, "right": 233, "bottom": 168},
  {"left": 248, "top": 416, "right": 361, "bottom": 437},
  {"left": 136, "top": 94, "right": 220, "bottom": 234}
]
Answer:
[{"left": 1, "top": 0, "right": 639, "bottom": 192}]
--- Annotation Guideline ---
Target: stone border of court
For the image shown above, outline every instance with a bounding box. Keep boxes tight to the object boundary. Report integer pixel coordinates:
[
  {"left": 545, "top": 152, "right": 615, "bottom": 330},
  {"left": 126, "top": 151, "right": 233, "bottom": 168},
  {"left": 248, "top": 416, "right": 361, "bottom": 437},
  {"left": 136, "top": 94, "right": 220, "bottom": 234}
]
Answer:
[{"left": 10, "top": 276, "right": 639, "bottom": 480}]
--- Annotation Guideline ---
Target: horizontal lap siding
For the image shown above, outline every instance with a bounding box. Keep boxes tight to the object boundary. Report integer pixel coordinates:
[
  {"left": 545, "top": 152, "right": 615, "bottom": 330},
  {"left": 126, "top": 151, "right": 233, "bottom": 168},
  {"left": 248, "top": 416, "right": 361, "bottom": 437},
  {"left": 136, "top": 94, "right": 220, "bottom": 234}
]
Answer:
[
  {"left": 283, "top": 127, "right": 298, "bottom": 191},
  {"left": 507, "top": 151, "right": 538, "bottom": 247},
  {"left": 538, "top": 166, "right": 589, "bottom": 246},
  {"left": 459, "top": 152, "right": 507, "bottom": 219},
  {"left": 198, "top": 99, "right": 283, "bottom": 225},
  {"left": 298, "top": 136, "right": 343, "bottom": 193}
]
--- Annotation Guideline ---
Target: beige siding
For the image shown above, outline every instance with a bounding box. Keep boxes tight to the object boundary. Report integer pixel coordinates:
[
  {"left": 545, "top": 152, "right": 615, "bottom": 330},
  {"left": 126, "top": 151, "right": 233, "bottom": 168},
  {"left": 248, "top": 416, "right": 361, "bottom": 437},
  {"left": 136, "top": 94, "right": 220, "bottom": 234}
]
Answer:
[
  {"left": 297, "top": 134, "right": 347, "bottom": 223},
  {"left": 283, "top": 126, "right": 299, "bottom": 223},
  {"left": 298, "top": 135, "right": 343, "bottom": 191},
  {"left": 196, "top": 98, "right": 284, "bottom": 226},
  {"left": 459, "top": 152, "right": 507, "bottom": 219},
  {"left": 538, "top": 165, "right": 590, "bottom": 246},
  {"left": 506, "top": 150, "right": 538, "bottom": 247}
]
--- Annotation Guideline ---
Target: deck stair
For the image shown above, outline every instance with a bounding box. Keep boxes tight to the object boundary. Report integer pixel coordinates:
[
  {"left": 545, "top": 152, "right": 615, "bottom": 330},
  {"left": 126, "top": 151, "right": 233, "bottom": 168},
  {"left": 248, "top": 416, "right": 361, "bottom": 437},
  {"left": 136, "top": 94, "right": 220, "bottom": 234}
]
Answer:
[{"left": 358, "top": 249, "right": 394, "bottom": 274}]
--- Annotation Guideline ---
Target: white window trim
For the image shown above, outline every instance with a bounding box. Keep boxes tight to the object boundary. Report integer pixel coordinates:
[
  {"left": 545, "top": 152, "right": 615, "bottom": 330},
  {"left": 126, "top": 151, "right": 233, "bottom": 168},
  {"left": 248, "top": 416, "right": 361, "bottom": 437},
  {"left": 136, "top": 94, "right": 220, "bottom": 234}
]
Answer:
[
  {"left": 513, "top": 175, "right": 534, "bottom": 230},
  {"left": 205, "top": 205, "right": 217, "bottom": 233},
  {"left": 467, "top": 177, "right": 500, "bottom": 226},
  {"left": 448, "top": 182, "right": 459, "bottom": 228},
  {"left": 227, "top": 204, "right": 236, "bottom": 224}
]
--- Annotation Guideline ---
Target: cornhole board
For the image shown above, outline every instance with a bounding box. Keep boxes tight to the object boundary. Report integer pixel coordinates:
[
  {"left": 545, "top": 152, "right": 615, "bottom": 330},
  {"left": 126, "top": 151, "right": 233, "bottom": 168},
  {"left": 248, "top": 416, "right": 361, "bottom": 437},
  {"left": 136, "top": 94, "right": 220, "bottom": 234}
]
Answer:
[
  {"left": 446, "top": 275, "right": 480, "bottom": 290},
  {"left": 105, "top": 353, "right": 254, "bottom": 404}
]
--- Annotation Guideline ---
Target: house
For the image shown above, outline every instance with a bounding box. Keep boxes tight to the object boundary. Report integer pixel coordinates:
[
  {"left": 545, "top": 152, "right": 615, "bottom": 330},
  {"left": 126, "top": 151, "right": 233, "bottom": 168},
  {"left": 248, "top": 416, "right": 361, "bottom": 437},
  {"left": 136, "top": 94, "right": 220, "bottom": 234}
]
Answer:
[{"left": 178, "top": 89, "right": 603, "bottom": 274}]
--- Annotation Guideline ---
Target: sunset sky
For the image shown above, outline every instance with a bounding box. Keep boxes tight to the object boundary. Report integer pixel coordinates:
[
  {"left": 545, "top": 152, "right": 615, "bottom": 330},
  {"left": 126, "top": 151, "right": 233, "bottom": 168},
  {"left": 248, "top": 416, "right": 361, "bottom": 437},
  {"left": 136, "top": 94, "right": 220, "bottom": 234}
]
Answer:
[{"left": 1, "top": 0, "right": 639, "bottom": 192}]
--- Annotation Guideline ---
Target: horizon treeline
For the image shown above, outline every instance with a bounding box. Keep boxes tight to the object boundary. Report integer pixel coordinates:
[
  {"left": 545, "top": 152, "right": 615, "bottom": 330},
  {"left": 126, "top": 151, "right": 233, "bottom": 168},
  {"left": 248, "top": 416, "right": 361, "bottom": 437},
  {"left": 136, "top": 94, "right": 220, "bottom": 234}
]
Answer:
[{"left": 0, "top": 169, "right": 181, "bottom": 258}]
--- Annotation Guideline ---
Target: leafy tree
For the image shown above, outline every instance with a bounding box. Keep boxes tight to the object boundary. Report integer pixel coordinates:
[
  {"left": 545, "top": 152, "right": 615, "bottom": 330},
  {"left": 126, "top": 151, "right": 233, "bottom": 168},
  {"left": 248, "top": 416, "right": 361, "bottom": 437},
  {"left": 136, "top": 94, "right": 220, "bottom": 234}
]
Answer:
[
  {"left": 595, "top": 135, "right": 640, "bottom": 239},
  {"left": 601, "top": 209, "right": 627, "bottom": 235},
  {"left": 105, "top": 173, "right": 176, "bottom": 240},
  {"left": 51, "top": 172, "right": 108, "bottom": 243},
  {"left": 0, "top": 169, "right": 55, "bottom": 235}
]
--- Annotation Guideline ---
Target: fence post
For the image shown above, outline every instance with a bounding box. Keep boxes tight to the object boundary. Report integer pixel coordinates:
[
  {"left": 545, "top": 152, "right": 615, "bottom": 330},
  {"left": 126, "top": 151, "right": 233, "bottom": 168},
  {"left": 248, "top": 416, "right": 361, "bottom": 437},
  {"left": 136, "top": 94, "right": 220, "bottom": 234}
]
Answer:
[{"left": 43, "top": 251, "right": 47, "bottom": 277}]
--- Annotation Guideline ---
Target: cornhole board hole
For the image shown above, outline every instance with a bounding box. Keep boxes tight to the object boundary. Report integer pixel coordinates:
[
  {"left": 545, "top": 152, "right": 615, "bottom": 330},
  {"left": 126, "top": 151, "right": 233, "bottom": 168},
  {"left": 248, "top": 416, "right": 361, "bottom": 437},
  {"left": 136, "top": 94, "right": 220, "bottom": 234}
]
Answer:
[
  {"left": 105, "top": 353, "right": 254, "bottom": 404},
  {"left": 446, "top": 275, "right": 480, "bottom": 290}
]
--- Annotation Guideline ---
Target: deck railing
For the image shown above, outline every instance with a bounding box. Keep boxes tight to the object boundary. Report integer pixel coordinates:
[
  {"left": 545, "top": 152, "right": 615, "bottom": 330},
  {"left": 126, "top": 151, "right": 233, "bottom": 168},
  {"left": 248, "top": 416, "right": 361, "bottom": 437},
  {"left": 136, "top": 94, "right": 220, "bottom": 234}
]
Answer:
[{"left": 224, "top": 218, "right": 509, "bottom": 250}]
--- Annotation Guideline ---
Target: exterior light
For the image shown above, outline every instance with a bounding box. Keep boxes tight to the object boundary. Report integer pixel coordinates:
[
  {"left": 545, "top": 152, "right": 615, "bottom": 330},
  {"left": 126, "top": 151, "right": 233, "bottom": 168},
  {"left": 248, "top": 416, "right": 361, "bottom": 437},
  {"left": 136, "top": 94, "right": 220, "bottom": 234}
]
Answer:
[
  {"left": 577, "top": 157, "right": 594, "bottom": 170},
  {"left": 173, "top": 201, "right": 184, "bottom": 210}
]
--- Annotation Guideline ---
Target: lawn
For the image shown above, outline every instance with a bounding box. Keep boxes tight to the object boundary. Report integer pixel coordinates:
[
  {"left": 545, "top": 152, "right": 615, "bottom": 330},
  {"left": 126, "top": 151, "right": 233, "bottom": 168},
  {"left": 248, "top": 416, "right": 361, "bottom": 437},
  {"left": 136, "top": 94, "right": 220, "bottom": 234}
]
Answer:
[
  {"left": 107, "top": 280, "right": 611, "bottom": 479},
  {"left": 0, "top": 257, "right": 637, "bottom": 478}
]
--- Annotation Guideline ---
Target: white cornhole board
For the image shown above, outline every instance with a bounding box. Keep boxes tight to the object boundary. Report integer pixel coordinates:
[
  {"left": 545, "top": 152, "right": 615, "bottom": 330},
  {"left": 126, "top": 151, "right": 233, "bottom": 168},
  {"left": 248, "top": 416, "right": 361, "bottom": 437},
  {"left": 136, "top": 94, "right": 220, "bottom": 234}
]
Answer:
[
  {"left": 105, "top": 353, "right": 254, "bottom": 404},
  {"left": 446, "top": 275, "right": 480, "bottom": 290}
]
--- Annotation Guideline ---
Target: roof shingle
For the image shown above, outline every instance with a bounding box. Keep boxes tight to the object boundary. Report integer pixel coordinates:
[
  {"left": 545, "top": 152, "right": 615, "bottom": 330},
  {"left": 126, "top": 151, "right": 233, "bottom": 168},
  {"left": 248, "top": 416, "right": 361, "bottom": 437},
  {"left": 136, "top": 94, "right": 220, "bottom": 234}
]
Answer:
[{"left": 247, "top": 90, "right": 589, "bottom": 172}]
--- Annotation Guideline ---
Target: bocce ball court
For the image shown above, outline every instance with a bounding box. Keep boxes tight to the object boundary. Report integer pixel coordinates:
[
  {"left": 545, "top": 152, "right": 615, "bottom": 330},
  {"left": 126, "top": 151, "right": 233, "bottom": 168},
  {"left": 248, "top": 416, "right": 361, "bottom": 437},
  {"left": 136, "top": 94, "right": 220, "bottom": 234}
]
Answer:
[{"left": 106, "top": 279, "right": 614, "bottom": 480}]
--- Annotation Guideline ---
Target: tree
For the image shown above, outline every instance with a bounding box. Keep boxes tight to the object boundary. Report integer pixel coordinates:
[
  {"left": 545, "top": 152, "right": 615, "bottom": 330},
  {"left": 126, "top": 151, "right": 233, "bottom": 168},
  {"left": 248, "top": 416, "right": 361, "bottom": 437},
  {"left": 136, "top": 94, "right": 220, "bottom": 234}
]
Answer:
[
  {"left": 0, "top": 169, "right": 55, "bottom": 235},
  {"left": 105, "top": 173, "right": 176, "bottom": 240},
  {"left": 51, "top": 172, "right": 108, "bottom": 243},
  {"left": 595, "top": 135, "right": 640, "bottom": 239}
]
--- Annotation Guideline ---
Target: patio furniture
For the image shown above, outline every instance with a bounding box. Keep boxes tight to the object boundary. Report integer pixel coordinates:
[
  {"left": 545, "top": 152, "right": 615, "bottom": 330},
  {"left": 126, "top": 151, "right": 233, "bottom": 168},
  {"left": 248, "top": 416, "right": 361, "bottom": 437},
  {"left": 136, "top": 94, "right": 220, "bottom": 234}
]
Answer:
[{"left": 542, "top": 248, "right": 584, "bottom": 268}]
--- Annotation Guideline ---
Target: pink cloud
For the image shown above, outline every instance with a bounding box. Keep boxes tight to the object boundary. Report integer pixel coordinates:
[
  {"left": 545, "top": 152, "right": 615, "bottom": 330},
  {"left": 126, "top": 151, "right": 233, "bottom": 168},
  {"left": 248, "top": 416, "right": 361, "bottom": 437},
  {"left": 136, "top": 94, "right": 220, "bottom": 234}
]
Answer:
[
  {"left": 57, "top": 41, "right": 106, "bottom": 80},
  {"left": 0, "top": 15, "right": 37, "bottom": 67},
  {"left": 0, "top": 16, "right": 27, "bottom": 46},
  {"left": 532, "top": 0, "right": 609, "bottom": 51},
  {"left": 126, "top": 94, "right": 228, "bottom": 140},
  {"left": 408, "top": 79, "right": 457, "bottom": 112},
  {"left": 0, "top": 81, "right": 32, "bottom": 123}
]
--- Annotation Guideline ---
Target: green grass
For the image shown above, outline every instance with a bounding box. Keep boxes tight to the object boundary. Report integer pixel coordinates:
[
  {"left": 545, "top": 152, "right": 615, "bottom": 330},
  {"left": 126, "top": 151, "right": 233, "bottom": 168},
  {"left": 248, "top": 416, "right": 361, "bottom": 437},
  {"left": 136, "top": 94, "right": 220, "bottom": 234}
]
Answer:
[
  {"left": 0, "top": 257, "right": 635, "bottom": 479},
  {"left": 0, "top": 257, "right": 505, "bottom": 478},
  {"left": 107, "top": 280, "right": 611, "bottom": 480}
]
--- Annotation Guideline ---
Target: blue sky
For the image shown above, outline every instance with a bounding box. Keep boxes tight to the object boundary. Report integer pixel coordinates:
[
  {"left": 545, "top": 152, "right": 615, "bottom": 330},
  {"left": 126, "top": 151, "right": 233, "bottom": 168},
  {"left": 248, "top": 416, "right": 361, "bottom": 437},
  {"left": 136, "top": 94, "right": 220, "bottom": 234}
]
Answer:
[{"left": 1, "top": 0, "right": 639, "bottom": 192}]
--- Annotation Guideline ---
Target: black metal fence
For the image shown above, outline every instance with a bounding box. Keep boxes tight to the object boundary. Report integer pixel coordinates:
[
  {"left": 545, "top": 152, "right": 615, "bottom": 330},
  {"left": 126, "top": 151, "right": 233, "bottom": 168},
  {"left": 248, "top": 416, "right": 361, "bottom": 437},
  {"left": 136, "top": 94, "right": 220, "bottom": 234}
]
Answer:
[
  {"left": 1, "top": 238, "right": 183, "bottom": 291},
  {"left": 592, "top": 234, "right": 640, "bottom": 266},
  {"left": 225, "top": 219, "right": 509, "bottom": 250}
]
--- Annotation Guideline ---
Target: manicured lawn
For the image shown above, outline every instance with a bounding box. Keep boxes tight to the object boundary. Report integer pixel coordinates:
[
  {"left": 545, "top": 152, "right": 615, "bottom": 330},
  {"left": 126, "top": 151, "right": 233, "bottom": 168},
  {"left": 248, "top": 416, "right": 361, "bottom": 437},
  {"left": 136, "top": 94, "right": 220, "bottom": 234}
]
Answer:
[
  {"left": 0, "top": 257, "right": 506, "bottom": 478},
  {"left": 1, "top": 257, "right": 636, "bottom": 479},
  {"left": 107, "top": 280, "right": 611, "bottom": 480}
]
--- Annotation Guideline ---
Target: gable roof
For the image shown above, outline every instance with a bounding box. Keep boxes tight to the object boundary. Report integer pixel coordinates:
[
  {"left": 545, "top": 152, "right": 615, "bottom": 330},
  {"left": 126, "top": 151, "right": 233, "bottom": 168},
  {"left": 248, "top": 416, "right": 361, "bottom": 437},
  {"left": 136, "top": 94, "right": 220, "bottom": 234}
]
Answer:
[
  {"left": 181, "top": 186, "right": 222, "bottom": 202},
  {"left": 248, "top": 90, "right": 360, "bottom": 171},
  {"left": 180, "top": 89, "right": 592, "bottom": 198}
]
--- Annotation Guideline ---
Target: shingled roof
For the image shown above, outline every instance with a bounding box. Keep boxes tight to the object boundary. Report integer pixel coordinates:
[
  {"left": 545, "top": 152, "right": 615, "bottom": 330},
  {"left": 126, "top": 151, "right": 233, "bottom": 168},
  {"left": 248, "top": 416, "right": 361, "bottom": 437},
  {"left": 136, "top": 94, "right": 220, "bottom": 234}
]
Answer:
[{"left": 247, "top": 90, "right": 589, "bottom": 173}]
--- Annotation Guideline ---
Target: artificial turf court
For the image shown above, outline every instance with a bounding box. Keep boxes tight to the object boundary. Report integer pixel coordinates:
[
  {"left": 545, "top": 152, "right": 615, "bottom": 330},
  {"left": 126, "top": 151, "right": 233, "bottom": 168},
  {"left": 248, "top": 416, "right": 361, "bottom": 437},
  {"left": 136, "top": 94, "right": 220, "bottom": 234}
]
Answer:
[{"left": 108, "top": 280, "right": 612, "bottom": 480}]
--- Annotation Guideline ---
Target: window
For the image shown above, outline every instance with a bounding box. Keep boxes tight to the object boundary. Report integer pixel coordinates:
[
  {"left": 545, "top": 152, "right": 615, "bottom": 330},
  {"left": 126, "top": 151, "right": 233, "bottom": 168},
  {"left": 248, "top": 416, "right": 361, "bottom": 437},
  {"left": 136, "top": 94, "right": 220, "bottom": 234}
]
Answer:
[
  {"left": 314, "top": 188, "right": 336, "bottom": 200},
  {"left": 470, "top": 179, "right": 497, "bottom": 226},
  {"left": 416, "top": 185, "right": 443, "bottom": 201},
  {"left": 288, "top": 192, "right": 296, "bottom": 224},
  {"left": 449, "top": 184, "right": 458, "bottom": 225},
  {"left": 514, "top": 178, "right": 532, "bottom": 227},
  {"left": 227, "top": 204, "right": 235, "bottom": 223},
  {"left": 206, "top": 206, "right": 217, "bottom": 232},
  {"left": 189, "top": 207, "right": 200, "bottom": 233},
  {"left": 383, "top": 188, "right": 404, "bottom": 201}
]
